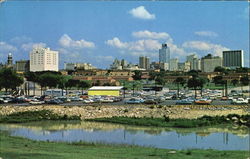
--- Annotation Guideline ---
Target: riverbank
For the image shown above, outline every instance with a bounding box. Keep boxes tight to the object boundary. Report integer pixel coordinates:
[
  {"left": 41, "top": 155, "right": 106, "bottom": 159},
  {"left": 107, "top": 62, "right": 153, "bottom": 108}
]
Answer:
[
  {"left": 0, "top": 131, "right": 248, "bottom": 159},
  {"left": 0, "top": 104, "right": 249, "bottom": 120},
  {"left": 86, "top": 115, "right": 250, "bottom": 128}
]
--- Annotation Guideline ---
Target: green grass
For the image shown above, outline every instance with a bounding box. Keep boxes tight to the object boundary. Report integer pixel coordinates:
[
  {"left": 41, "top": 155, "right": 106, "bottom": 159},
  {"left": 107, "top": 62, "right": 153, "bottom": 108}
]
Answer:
[
  {"left": 0, "top": 110, "right": 80, "bottom": 123},
  {"left": 86, "top": 114, "right": 250, "bottom": 128},
  {"left": 0, "top": 131, "right": 248, "bottom": 159}
]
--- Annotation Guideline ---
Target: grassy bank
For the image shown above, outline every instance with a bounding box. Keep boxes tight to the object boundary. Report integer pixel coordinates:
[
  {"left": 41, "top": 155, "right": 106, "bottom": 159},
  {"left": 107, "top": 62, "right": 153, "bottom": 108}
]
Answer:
[
  {"left": 0, "top": 131, "right": 248, "bottom": 159},
  {"left": 86, "top": 114, "right": 250, "bottom": 128},
  {"left": 0, "top": 110, "right": 80, "bottom": 123}
]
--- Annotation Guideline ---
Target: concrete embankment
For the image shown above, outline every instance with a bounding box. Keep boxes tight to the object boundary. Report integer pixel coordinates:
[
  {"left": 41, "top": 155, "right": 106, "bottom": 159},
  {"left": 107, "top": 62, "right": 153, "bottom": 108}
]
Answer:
[{"left": 0, "top": 104, "right": 249, "bottom": 119}]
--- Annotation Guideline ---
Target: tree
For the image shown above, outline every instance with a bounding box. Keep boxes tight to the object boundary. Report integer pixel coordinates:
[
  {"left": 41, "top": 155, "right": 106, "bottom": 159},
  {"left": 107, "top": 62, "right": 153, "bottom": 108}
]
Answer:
[
  {"left": 231, "top": 79, "right": 239, "bottom": 86},
  {"left": 187, "top": 70, "right": 199, "bottom": 78},
  {"left": 58, "top": 76, "right": 71, "bottom": 96},
  {"left": 214, "top": 66, "right": 228, "bottom": 74},
  {"left": 78, "top": 80, "right": 91, "bottom": 95},
  {"left": 187, "top": 77, "right": 200, "bottom": 98},
  {"left": 174, "top": 77, "right": 185, "bottom": 98},
  {"left": 0, "top": 68, "right": 24, "bottom": 93},
  {"left": 213, "top": 75, "right": 227, "bottom": 96},
  {"left": 198, "top": 77, "right": 208, "bottom": 96},
  {"left": 132, "top": 70, "right": 142, "bottom": 80},
  {"left": 25, "top": 72, "right": 39, "bottom": 95},
  {"left": 240, "top": 76, "right": 249, "bottom": 93}
]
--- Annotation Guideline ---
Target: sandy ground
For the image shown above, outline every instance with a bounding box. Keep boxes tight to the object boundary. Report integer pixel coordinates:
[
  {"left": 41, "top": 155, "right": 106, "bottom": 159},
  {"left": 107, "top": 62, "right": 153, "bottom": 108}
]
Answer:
[{"left": 0, "top": 104, "right": 249, "bottom": 119}]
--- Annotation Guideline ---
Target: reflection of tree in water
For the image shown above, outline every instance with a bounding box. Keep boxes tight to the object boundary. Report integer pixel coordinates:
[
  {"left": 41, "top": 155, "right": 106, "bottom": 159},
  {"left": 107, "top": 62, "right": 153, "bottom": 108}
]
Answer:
[{"left": 1, "top": 121, "right": 249, "bottom": 137}]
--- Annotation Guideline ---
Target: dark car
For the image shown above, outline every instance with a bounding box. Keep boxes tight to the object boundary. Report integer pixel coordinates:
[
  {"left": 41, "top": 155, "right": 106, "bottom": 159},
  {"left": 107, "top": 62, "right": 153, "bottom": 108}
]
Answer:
[{"left": 46, "top": 99, "right": 63, "bottom": 104}]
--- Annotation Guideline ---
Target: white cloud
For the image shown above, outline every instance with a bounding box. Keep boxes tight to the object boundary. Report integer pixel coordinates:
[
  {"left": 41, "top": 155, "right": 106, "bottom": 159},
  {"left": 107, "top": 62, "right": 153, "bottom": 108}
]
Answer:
[
  {"left": 0, "top": 41, "right": 17, "bottom": 53},
  {"left": 132, "top": 30, "right": 172, "bottom": 41},
  {"left": 182, "top": 41, "right": 229, "bottom": 56},
  {"left": 194, "top": 31, "right": 218, "bottom": 37},
  {"left": 129, "top": 6, "right": 155, "bottom": 20},
  {"left": 21, "top": 42, "right": 47, "bottom": 51},
  {"left": 105, "top": 37, "right": 128, "bottom": 49},
  {"left": 10, "top": 36, "right": 32, "bottom": 44},
  {"left": 96, "top": 56, "right": 114, "bottom": 62},
  {"left": 106, "top": 38, "right": 161, "bottom": 51},
  {"left": 59, "top": 34, "right": 95, "bottom": 49}
]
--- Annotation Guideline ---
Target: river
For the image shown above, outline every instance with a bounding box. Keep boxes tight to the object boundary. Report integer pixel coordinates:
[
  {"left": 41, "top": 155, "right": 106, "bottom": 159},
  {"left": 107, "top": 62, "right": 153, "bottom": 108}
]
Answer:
[{"left": 0, "top": 121, "right": 249, "bottom": 150}]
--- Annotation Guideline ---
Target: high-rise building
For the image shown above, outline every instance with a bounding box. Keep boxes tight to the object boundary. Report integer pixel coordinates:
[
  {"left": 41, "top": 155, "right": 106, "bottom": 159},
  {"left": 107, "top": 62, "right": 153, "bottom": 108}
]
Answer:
[
  {"left": 201, "top": 54, "right": 222, "bottom": 72},
  {"left": 186, "top": 54, "right": 200, "bottom": 70},
  {"left": 223, "top": 50, "right": 244, "bottom": 69},
  {"left": 139, "top": 56, "right": 150, "bottom": 70},
  {"left": 30, "top": 47, "right": 59, "bottom": 72},
  {"left": 169, "top": 58, "right": 178, "bottom": 71},
  {"left": 159, "top": 44, "right": 170, "bottom": 64},
  {"left": 15, "top": 60, "right": 30, "bottom": 73},
  {"left": 7, "top": 53, "right": 13, "bottom": 66},
  {"left": 178, "top": 62, "right": 191, "bottom": 72}
]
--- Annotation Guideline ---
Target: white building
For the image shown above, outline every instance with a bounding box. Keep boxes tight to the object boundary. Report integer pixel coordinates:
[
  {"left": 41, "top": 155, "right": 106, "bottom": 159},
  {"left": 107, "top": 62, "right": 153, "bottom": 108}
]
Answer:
[
  {"left": 201, "top": 54, "right": 222, "bottom": 72},
  {"left": 30, "top": 47, "right": 59, "bottom": 72},
  {"left": 169, "top": 58, "right": 179, "bottom": 71},
  {"left": 186, "top": 54, "right": 201, "bottom": 70}
]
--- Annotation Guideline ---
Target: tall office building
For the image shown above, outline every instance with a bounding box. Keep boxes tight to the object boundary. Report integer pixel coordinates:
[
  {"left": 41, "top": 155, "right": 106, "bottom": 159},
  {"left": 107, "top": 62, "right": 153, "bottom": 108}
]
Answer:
[
  {"left": 30, "top": 47, "right": 59, "bottom": 72},
  {"left": 186, "top": 54, "right": 200, "bottom": 70},
  {"left": 159, "top": 44, "right": 170, "bottom": 64},
  {"left": 223, "top": 50, "right": 244, "bottom": 69},
  {"left": 169, "top": 58, "right": 178, "bottom": 71},
  {"left": 139, "top": 56, "right": 150, "bottom": 70},
  {"left": 201, "top": 54, "right": 222, "bottom": 72}
]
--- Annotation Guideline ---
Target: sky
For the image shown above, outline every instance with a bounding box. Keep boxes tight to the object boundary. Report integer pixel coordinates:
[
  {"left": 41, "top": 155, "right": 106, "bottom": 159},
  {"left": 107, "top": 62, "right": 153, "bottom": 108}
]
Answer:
[{"left": 0, "top": 1, "right": 249, "bottom": 69}]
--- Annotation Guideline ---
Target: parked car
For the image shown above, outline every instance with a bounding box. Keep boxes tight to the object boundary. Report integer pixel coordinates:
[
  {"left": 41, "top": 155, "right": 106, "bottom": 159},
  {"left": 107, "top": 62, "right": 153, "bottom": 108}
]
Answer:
[
  {"left": 83, "top": 99, "right": 94, "bottom": 104},
  {"left": 231, "top": 98, "right": 248, "bottom": 104},
  {"left": 176, "top": 99, "right": 193, "bottom": 105},
  {"left": 144, "top": 98, "right": 158, "bottom": 104},
  {"left": 29, "top": 100, "right": 45, "bottom": 105},
  {"left": 100, "top": 98, "right": 114, "bottom": 103},
  {"left": 221, "top": 96, "right": 228, "bottom": 101},
  {"left": 195, "top": 99, "right": 212, "bottom": 105},
  {"left": 125, "top": 98, "right": 144, "bottom": 104},
  {"left": 46, "top": 99, "right": 63, "bottom": 104}
]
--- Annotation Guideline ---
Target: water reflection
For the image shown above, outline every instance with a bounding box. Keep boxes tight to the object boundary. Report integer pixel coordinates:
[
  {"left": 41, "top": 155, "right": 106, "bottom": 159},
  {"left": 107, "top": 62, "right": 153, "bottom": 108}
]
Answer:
[{"left": 0, "top": 121, "right": 249, "bottom": 150}]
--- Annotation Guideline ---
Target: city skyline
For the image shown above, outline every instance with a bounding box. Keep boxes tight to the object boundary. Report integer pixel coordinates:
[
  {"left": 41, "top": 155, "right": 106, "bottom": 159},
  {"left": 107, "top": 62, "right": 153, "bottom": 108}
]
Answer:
[{"left": 0, "top": 1, "right": 249, "bottom": 69}]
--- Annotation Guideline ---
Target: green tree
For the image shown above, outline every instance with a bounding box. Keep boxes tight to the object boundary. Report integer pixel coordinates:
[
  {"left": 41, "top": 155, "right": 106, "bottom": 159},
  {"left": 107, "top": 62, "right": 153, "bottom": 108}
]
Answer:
[
  {"left": 213, "top": 76, "right": 227, "bottom": 96},
  {"left": 58, "top": 76, "right": 71, "bottom": 96},
  {"left": 132, "top": 70, "right": 142, "bottom": 80},
  {"left": 174, "top": 77, "right": 185, "bottom": 98},
  {"left": 231, "top": 79, "right": 239, "bottom": 86},
  {"left": 198, "top": 77, "right": 208, "bottom": 96},
  {"left": 214, "top": 66, "right": 228, "bottom": 74},
  {"left": 187, "top": 77, "right": 200, "bottom": 98},
  {"left": 240, "top": 76, "right": 249, "bottom": 94},
  {"left": 24, "top": 72, "right": 38, "bottom": 95},
  {"left": 78, "top": 80, "right": 91, "bottom": 95},
  {"left": 0, "top": 68, "right": 24, "bottom": 93}
]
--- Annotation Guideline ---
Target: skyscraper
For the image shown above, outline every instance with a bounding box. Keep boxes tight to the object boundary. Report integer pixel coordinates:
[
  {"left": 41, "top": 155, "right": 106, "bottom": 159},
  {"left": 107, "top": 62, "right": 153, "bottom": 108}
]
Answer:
[
  {"left": 186, "top": 54, "right": 201, "bottom": 70},
  {"left": 30, "top": 47, "right": 59, "bottom": 72},
  {"left": 169, "top": 58, "right": 178, "bottom": 71},
  {"left": 139, "top": 56, "right": 150, "bottom": 70},
  {"left": 223, "top": 50, "right": 244, "bottom": 69},
  {"left": 159, "top": 44, "right": 170, "bottom": 64}
]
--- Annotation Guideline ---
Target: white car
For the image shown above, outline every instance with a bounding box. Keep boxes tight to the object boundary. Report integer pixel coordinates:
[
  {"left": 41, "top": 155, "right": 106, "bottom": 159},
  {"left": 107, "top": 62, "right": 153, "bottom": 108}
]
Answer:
[
  {"left": 83, "top": 99, "right": 94, "bottom": 103},
  {"left": 29, "top": 100, "right": 45, "bottom": 105},
  {"left": 231, "top": 98, "right": 248, "bottom": 104}
]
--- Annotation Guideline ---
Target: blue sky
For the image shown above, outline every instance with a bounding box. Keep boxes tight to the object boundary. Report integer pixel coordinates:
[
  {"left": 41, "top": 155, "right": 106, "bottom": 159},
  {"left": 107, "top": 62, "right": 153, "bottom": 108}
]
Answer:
[{"left": 0, "top": 1, "right": 249, "bottom": 69}]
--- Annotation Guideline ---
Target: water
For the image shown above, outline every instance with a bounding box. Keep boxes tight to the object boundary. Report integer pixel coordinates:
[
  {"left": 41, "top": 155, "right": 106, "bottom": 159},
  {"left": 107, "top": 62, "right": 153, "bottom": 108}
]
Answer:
[{"left": 0, "top": 121, "right": 249, "bottom": 150}]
